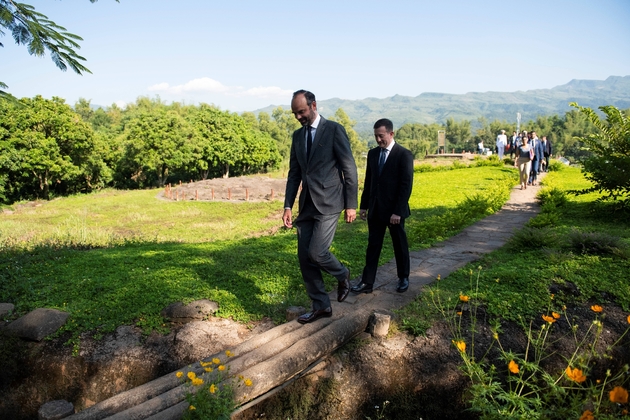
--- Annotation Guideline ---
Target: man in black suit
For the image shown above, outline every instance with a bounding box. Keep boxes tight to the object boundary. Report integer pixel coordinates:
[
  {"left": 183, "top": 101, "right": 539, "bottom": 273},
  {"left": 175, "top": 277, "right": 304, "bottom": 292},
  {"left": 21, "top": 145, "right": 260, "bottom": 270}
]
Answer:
[
  {"left": 541, "top": 135, "right": 552, "bottom": 172},
  {"left": 283, "top": 90, "right": 358, "bottom": 324},
  {"left": 352, "top": 118, "right": 414, "bottom": 294}
]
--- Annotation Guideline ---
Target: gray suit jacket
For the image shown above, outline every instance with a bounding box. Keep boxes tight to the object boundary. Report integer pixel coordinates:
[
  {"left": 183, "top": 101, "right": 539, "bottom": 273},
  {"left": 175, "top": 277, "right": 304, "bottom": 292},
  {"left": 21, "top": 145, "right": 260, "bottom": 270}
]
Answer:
[{"left": 284, "top": 116, "right": 358, "bottom": 215}]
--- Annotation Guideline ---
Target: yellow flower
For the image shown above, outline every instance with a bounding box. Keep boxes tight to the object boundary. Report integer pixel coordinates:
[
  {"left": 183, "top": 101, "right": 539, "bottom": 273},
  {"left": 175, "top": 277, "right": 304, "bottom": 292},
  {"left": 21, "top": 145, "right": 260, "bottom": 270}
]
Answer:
[
  {"left": 189, "top": 405, "right": 196, "bottom": 411},
  {"left": 492, "top": 333, "right": 498, "bottom": 340},
  {"left": 550, "top": 293, "right": 554, "bottom": 300},
  {"left": 508, "top": 360, "right": 519, "bottom": 374},
  {"left": 191, "top": 377, "right": 204, "bottom": 386},
  {"left": 579, "top": 410, "right": 594, "bottom": 420},
  {"left": 209, "top": 384, "right": 217, "bottom": 394},
  {"left": 552, "top": 312, "right": 560, "bottom": 319},
  {"left": 176, "top": 371, "right": 183, "bottom": 378},
  {"left": 212, "top": 358, "right": 221, "bottom": 365},
  {"left": 244, "top": 378, "right": 253, "bottom": 387},
  {"left": 456, "top": 311, "right": 462, "bottom": 316},
  {"left": 565, "top": 366, "right": 586, "bottom": 383},
  {"left": 562, "top": 305, "right": 567, "bottom": 311},
  {"left": 204, "top": 367, "right": 213, "bottom": 372},
  {"left": 591, "top": 305, "right": 603, "bottom": 313},
  {"left": 459, "top": 294, "right": 469, "bottom": 302},
  {"left": 609, "top": 386, "right": 629, "bottom": 404},
  {"left": 453, "top": 340, "right": 466, "bottom": 352},
  {"left": 218, "top": 365, "right": 226, "bottom": 371},
  {"left": 437, "top": 274, "right": 441, "bottom": 281},
  {"left": 187, "top": 372, "right": 196, "bottom": 380},
  {"left": 200, "top": 361, "right": 211, "bottom": 367},
  {"left": 542, "top": 314, "right": 556, "bottom": 323},
  {"left": 226, "top": 350, "right": 234, "bottom": 357}
]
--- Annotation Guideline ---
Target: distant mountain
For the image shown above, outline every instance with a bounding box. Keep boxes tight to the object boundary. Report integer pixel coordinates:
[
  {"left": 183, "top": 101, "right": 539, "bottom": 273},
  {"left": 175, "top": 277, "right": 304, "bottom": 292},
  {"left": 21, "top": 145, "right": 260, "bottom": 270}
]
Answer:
[{"left": 255, "top": 76, "right": 630, "bottom": 132}]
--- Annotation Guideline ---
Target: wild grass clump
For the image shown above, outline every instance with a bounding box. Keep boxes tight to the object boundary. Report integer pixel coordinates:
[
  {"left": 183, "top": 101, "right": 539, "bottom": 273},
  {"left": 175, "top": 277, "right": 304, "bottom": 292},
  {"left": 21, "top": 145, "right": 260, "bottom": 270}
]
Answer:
[
  {"left": 567, "top": 229, "right": 627, "bottom": 257},
  {"left": 473, "top": 154, "right": 504, "bottom": 167},
  {"left": 508, "top": 226, "right": 559, "bottom": 250},
  {"left": 547, "top": 160, "right": 565, "bottom": 172}
]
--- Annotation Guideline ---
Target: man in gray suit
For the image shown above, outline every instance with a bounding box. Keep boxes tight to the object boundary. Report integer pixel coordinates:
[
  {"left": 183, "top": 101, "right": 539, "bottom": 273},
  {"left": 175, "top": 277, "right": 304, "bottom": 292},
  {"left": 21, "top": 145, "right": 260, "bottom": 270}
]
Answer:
[{"left": 282, "top": 90, "right": 358, "bottom": 324}]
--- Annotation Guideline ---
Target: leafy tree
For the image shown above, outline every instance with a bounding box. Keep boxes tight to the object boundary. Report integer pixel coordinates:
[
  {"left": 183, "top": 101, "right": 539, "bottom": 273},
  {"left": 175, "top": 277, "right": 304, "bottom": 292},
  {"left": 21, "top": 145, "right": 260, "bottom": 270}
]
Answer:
[
  {"left": 118, "top": 103, "right": 194, "bottom": 187},
  {"left": 0, "top": 0, "right": 117, "bottom": 99},
  {"left": 329, "top": 107, "right": 366, "bottom": 161},
  {"left": 570, "top": 103, "right": 630, "bottom": 207},
  {"left": 271, "top": 107, "right": 300, "bottom": 159},
  {"left": 0, "top": 95, "right": 108, "bottom": 200},
  {"left": 396, "top": 122, "right": 441, "bottom": 157},
  {"left": 446, "top": 118, "right": 472, "bottom": 152}
]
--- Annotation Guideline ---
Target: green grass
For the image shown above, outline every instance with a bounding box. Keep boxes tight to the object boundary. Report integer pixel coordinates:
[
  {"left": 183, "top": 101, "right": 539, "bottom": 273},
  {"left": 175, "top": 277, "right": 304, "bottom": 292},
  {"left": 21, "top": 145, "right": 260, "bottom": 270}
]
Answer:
[
  {"left": 0, "top": 164, "right": 517, "bottom": 347},
  {"left": 398, "top": 165, "right": 630, "bottom": 335}
]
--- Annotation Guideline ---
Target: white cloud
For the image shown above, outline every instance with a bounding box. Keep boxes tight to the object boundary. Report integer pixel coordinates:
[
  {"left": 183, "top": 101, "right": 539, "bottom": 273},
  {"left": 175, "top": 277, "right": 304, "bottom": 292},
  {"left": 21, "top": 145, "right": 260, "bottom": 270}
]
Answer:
[
  {"left": 147, "top": 78, "right": 290, "bottom": 100},
  {"left": 114, "top": 100, "right": 127, "bottom": 109},
  {"left": 235, "top": 86, "right": 293, "bottom": 98},
  {"left": 148, "top": 77, "right": 231, "bottom": 94}
]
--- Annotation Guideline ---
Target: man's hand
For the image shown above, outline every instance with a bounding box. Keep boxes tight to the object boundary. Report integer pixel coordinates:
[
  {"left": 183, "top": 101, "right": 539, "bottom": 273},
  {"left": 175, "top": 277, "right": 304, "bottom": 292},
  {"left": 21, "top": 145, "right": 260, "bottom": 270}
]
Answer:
[
  {"left": 344, "top": 208, "right": 356, "bottom": 223},
  {"left": 359, "top": 209, "right": 367, "bottom": 221},
  {"left": 282, "top": 209, "right": 293, "bottom": 228},
  {"left": 390, "top": 214, "right": 401, "bottom": 225}
]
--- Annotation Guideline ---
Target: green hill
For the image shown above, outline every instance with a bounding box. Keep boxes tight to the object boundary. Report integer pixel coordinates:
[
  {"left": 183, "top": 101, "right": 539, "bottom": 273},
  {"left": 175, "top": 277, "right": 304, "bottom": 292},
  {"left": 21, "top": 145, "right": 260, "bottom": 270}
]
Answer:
[{"left": 256, "top": 76, "right": 630, "bottom": 132}]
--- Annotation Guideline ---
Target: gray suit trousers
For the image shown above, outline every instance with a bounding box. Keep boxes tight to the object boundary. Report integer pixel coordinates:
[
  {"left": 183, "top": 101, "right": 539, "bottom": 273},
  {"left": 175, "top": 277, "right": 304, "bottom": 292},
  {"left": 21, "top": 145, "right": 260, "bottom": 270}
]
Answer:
[{"left": 295, "top": 190, "right": 347, "bottom": 310}]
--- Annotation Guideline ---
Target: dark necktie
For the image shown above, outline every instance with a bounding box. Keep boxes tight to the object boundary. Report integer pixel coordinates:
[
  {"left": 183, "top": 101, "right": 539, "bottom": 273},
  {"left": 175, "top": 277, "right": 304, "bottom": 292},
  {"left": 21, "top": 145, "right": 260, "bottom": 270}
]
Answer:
[
  {"left": 306, "top": 126, "right": 313, "bottom": 158},
  {"left": 378, "top": 148, "right": 388, "bottom": 174}
]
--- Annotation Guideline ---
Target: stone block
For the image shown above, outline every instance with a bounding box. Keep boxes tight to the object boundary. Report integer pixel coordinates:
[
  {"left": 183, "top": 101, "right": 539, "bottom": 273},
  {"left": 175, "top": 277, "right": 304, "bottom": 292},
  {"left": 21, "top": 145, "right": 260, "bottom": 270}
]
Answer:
[
  {"left": 6, "top": 308, "right": 69, "bottom": 341},
  {"left": 160, "top": 299, "right": 219, "bottom": 322},
  {"left": 38, "top": 400, "right": 74, "bottom": 420},
  {"left": 0, "top": 302, "right": 15, "bottom": 318},
  {"left": 367, "top": 312, "right": 390, "bottom": 338}
]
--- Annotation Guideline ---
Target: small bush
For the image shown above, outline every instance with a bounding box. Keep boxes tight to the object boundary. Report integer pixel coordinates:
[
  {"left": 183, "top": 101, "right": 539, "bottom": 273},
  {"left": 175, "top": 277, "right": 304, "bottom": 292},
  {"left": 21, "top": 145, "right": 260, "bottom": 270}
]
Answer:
[
  {"left": 566, "top": 229, "right": 626, "bottom": 256},
  {"left": 509, "top": 226, "right": 560, "bottom": 250},
  {"left": 537, "top": 187, "right": 568, "bottom": 208},
  {"left": 527, "top": 211, "right": 559, "bottom": 228},
  {"left": 451, "top": 160, "right": 468, "bottom": 169},
  {"left": 547, "top": 160, "right": 564, "bottom": 172}
]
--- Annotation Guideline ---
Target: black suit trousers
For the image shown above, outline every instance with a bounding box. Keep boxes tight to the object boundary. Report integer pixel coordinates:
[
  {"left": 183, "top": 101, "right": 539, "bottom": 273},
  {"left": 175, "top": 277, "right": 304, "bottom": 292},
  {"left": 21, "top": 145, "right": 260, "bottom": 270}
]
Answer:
[
  {"left": 295, "top": 189, "right": 347, "bottom": 310},
  {"left": 361, "top": 214, "right": 410, "bottom": 285}
]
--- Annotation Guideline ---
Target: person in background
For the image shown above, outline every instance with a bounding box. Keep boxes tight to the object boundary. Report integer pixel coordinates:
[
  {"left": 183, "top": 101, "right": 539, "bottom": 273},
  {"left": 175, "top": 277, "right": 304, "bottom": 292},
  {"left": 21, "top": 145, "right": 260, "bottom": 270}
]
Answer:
[
  {"left": 352, "top": 118, "right": 414, "bottom": 295},
  {"left": 514, "top": 136, "right": 532, "bottom": 190},
  {"left": 478, "top": 140, "right": 484, "bottom": 155},
  {"left": 496, "top": 130, "right": 507, "bottom": 160},
  {"left": 528, "top": 131, "right": 544, "bottom": 186},
  {"left": 508, "top": 131, "right": 517, "bottom": 159},
  {"left": 541, "top": 135, "right": 552, "bottom": 172},
  {"left": 282, "top": 89, "right": 358, "bottom": 324}
]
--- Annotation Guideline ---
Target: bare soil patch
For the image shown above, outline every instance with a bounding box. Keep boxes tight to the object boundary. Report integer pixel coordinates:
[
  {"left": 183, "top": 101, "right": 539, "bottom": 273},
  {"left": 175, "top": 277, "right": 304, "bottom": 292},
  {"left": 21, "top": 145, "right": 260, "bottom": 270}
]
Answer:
[{"left": 160, "top": 176, "right": 288, "bottom": 202}]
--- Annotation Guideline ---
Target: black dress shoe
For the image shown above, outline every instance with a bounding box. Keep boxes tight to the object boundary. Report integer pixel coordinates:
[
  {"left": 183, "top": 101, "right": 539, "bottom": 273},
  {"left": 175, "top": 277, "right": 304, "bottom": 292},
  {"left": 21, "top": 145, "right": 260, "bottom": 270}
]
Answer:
[
  {"left": 351, "top": 282, "right": 373, "bottom": 294},
  {"left": 297, "top": 308, "right": 332, "bottom": 324},
  {"left": 338, "top": 269, "right": 350, "bottom": 302},
  {"left": 396, "top": 277, "right": 409, "bottom": 293}
]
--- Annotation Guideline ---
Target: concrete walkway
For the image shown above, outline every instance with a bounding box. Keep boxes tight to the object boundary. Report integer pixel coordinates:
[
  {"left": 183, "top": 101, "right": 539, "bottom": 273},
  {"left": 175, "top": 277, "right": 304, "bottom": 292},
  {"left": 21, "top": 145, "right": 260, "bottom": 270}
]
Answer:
[{"left": 63, "top": 177, "right": 543, "bottom": 420}]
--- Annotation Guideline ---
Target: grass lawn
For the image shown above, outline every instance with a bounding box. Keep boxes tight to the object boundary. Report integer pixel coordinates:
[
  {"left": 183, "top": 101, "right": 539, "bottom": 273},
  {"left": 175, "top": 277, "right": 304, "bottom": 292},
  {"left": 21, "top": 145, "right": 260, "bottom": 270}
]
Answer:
[
  {"left": 398, "top": 165, "right": 630, "bottom": 334},
  {"left": 0, "top": 162, "right": 516, "bottom": 348}
]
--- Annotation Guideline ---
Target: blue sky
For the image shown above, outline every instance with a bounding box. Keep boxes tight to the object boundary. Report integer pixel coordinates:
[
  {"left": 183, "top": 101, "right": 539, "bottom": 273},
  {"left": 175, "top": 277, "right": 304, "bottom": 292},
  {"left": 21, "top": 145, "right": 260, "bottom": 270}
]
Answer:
[{"left": 2, "top": 0, "right": 629, "bottom": 112}]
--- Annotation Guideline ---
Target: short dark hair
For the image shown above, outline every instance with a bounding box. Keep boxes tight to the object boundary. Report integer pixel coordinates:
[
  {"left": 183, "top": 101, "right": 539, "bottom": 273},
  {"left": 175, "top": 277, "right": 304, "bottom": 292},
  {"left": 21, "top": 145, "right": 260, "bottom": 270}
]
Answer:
[
  {"left": 373, "top": 118, "right": 394, "bottom": 132},
  {"left": 292, "top": 90, "right": 316, "bottom": 106}
]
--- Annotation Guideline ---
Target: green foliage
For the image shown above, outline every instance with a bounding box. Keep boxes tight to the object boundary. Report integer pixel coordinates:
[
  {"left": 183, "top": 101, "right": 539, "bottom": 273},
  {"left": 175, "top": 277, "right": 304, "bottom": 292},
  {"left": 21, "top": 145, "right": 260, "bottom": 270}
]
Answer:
[
  {"left": 329, "top": 107, "right": 366, "bottom": 161},
  {"left": 0, "top": 0, "right": 117, "bottom": 97},
  {"left": 0, "top": 96, "right": 111, "bottom": 201},
  {"left": 566, "top": 229, "right": 626, "bottom": 256},
  {"left": 569, "top": 103, "right": 630, "bottom": 207}
]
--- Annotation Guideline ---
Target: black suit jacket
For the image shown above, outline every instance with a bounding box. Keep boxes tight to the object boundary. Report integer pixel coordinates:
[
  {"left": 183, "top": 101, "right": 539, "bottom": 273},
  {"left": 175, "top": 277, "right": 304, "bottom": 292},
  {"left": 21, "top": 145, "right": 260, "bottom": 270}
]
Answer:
[
  {"left": 360, "top": 142, "right": 414, "bottom": 222},
  {"left": 284, "top": 116, "right": 358, "bottom": 216}
]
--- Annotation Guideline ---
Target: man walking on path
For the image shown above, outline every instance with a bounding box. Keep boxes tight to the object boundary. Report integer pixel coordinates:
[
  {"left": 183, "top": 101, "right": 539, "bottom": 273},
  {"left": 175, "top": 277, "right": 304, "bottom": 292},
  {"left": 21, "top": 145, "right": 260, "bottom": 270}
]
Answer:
[
  {"left": 352, "top": 118, "right": 414, "bottom": 295},
  {"left": 283, "top": 90, "right": 358, "bottom": 324},
  {"left": 496, "top": 130, "right": 507, "bottom": 160},
  {"left": 528, "top": 131, "right": 544, "bottom": 186},
  {"left": 541, "top": 136, "right": 552, "bottom": 172}
]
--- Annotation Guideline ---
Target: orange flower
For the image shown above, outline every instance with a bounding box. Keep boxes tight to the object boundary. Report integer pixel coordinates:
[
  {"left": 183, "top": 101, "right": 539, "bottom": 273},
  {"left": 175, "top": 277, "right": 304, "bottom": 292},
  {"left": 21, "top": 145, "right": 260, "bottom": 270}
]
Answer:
[
  {"left": 579, "top": 410, "right": 594, "bottom": 420},
  {"left": 591, "top": 305, "right": 603, "bottom": 313},
  {"left": 542, "top": 314, "right": 556, "bottom": 323},
  {"left": 627, "top": 314, "right": 630, "bottom": 324},
  {"left": 508, "top": 360, "right": 519, "bottom": 374},
  {"left": 565, "top": 366, "right": 587, "bottom": 383},
  {"left": 456, "top": 311, "right": 462, "bottom": 316},
  {"left": 452, "top": 340, "right": 466, "bottom": 352},
  {"left": 552, "top": 312, "right": 560, "bottom": 319},
  {"left": 610, "top": 386, "right": 629, "bottom": 404},
  {"left": 459, "top": 294, "right": 469, "bottom": 302}
]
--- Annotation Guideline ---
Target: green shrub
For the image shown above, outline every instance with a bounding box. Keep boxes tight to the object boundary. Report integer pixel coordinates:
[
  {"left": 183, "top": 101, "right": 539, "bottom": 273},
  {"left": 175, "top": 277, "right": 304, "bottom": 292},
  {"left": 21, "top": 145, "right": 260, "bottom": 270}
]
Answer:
[
  {"left": 547, "top": 160, "right": 564, "bottom": 172},
  {"left": 509, "top": 226, "right": 560, "bottom": 250},
  {"left": 566, "top": 228, "right": 626, "bottom": 256},
  {"left": 569, "top": 103, "right": 630, "bottom": 207},
  {"left": 451, "top": 160, "right": 468, "bottom": 169},
  {"left": 537, "top": 187, "right": 568, "bottom": 208}
]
